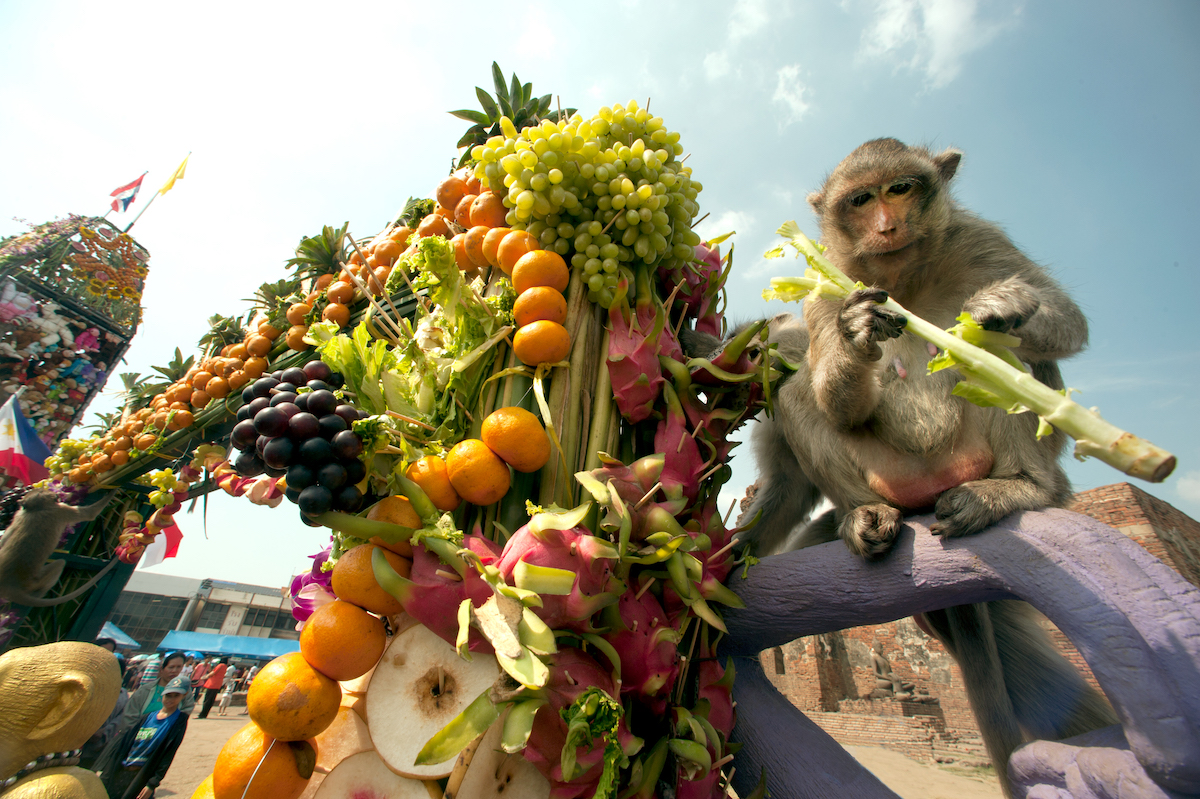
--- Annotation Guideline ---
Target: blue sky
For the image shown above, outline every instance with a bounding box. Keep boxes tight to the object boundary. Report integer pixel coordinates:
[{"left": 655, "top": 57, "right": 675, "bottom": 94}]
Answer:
[{"left": 2, "top": 1, "right": 1197, "bottom": 585}]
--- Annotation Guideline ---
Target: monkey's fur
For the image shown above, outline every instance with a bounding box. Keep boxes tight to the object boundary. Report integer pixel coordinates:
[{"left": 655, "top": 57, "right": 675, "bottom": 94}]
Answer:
[
  {"left": 692, "top": 139, "right": 1116, "bottom": 796},
  {"left": 0, "top": 489, "right": 115, "bottom": 607}
]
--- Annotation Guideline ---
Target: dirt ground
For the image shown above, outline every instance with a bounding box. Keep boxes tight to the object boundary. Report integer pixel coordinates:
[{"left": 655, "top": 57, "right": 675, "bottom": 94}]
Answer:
[{"left": 153, "top": 715, "right": 1005, "bottom": 799}]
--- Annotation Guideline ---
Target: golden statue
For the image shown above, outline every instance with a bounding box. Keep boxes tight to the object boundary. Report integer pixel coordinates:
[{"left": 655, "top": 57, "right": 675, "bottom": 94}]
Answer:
[{"left": 0, "top": 641, "right": 121, "bottom": 799}]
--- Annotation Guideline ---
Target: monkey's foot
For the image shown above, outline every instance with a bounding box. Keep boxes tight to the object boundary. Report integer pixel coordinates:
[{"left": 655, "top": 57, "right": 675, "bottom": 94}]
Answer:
[
  {"left": 930, "top": 482, "right": 1006, "bottom": 538},
  {"left": 839, "top": 503, "right": 903, "bottom": 558}
]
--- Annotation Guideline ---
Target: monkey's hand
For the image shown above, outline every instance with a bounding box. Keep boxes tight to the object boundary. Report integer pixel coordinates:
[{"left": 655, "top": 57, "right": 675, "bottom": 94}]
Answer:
[
  {"left": 963, "top": 277, "right": 1041, "bottom": 335},
  {"left": 838, "top": 503, "right": 903, "bottom": 559},
  {"left": 837, "top": 288, "right": 907, "bottom": 361}
]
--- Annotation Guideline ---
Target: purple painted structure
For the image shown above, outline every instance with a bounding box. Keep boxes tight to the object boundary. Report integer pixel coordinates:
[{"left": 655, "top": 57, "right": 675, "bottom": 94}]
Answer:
[{"left": 723, "top": 510, "right": 1200, "bottom": 799}]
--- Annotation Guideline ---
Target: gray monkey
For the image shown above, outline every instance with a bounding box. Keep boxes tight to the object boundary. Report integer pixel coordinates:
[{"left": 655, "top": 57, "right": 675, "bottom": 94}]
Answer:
[
  {"left": 685, "top": 139, "right": 1115, "bottom": 797},
  {"left": 0, "top": 489, "right": 116, "bottom": 607}
]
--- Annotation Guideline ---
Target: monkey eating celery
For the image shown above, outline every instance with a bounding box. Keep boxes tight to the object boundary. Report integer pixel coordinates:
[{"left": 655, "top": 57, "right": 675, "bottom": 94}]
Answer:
[
  {"left": 0, "top": 489, "right": 116, "bottom": 608},
  {"left": 684, "top": 138, "right": 1116, "bottom": 798}
]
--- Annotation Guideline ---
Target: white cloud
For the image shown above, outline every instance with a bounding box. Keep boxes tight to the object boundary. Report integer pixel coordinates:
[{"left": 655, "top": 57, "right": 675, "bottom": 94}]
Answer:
[
  {"left": 858, "top": 0, "right": 1016, "bottom": 89},
  {"left": 704, "top": 51, "right": 732, "bottom": 81},
  {"left": 772, "top": 64, "right": 811, "bottom": 128},
  {"left": 729, "top": 0, "right": 771, "bottom": 42},
  {"left": 694, "top": 210, "right": 755, "bottom": 244},
  {"left": 1178, "top": 471, "right": 1200, "bottom": 505}
]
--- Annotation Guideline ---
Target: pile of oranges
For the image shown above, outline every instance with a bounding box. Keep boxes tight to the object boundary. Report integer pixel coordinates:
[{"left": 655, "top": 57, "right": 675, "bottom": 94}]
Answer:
[
  {"left": 202, "top": 542, "right": 403, "bottom": 799},
  {"left": 445, "top": 406, "right": 552, "bottom": 506}
]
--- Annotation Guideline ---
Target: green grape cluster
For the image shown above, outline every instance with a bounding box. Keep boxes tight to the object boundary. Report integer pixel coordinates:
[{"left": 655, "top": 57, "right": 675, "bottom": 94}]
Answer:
[
  {"left": 45, "top": 437, "right": 100, "bottom": 474},
  {"left": 469, "top": 99, "right": 704, "bottom": 308}
]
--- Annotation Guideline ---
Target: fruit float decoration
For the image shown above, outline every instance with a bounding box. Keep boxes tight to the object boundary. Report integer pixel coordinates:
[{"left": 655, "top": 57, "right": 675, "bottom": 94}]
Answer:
[{"left": 37, "top": 65, "right": 769, "bottom": 799}]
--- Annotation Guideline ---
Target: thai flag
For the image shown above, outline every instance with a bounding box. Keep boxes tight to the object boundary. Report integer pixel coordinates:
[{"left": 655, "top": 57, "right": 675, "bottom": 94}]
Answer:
[
  {"left": 0, "top": 393, "right": 51, "bottom": 485},
  {"left": 110, "top": 173, "right": 146, "bottom": 213}
]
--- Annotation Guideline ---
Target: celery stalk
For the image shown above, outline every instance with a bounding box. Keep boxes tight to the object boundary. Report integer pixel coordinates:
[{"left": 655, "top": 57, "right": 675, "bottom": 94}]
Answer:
[{"left": 763, "top": 222, "right": 1176, "bottom": 482}]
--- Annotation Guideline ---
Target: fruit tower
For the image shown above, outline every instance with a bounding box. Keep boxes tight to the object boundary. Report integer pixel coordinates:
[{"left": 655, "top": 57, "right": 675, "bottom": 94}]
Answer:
[{"left": 27, "top": 66, "right": 773, "bottom": 799}]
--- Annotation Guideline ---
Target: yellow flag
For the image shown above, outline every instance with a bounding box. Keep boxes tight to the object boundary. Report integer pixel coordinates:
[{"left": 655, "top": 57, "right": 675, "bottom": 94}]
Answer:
[{"left": 159, "top": 153, "right": 190, "bottom": 194}]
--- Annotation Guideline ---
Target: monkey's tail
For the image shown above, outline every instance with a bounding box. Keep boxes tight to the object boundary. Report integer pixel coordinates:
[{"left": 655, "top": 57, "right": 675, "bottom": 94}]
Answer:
[
  {"left": 921, "top": 601, "right": 1118, "bottom": 799},
  {"left": 4, "top": 556, "right": 120, "bottom": 608}
]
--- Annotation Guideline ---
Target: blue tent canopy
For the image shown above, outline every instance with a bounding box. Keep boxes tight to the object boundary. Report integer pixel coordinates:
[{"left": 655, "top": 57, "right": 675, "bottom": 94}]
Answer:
[
  {"left": 98, "top": 621, "right": 139, "bottom": 648},
  {"left": 157, "top": 630, "right": 299, "bottom": 660}
]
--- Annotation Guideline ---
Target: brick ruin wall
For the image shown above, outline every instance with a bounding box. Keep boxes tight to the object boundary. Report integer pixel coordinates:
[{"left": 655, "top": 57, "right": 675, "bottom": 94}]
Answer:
[{"left": 759, "top": 483, "right": 1200, "bottom": 762}]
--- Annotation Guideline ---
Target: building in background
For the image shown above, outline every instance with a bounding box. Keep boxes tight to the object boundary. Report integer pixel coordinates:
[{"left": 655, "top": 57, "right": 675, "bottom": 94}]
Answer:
[{"left": 106, "top": 572, "right": 298, "bottom": 654}]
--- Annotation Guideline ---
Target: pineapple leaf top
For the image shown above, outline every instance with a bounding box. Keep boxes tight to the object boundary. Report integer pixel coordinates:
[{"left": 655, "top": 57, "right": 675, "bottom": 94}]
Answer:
[
  {"left": 452, "top": 62, "right": 576, "bottom": 166},
  {"left": 287, "top": 222, "right": 349, "bottom": 279}
]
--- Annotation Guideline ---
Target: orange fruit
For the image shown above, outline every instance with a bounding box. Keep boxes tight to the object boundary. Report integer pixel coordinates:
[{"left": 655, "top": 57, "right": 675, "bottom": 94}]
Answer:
[
  {"left": 91, "top": 454, "right": 113, "bottom": 473},
  {"left": 464, "top": 225, "right": 490, "bottom": 268},
  {"left": 111, "top": 450, "right": 130, "bottom": 467},
  {"left": 365, "top": 496, "right": 420, "bottom": 557},
  {"left": 482, "top": 407, "right": 551, "bottom": 473},
  {"left": 445, "top": 439, "right": 511, "bottom": 506},
  {"left": 513, "top": 320, "right": 571, "bottom": 366},
  {"left": 369, "top": 266, "right": 390, "bottom": 295},
  {"left": 331, "top": 544, "right": 410, "bottom": 615},
  {"left": 373, "top": 238, "right": 402, "bottom": 267},
  {"left": 191, "top": 371, "right": 214, "bottom": 390},
  {"left": 482, "top": 226, "right": 512, "bottom": 267},
  {"left": 300, "top": 600, "right": 386, "bottom": 681},
  {"left": 168, "top": 409, "right": 195, "bottom": 431},
  {"left": 470, "top": 191, "right": 508, "bottom": 228},
  {"left": 496, "top": 230, "right": 539, "bottom": 276},
  {"left": 450, "top": 233, "right": 473, "bottom": 271},
  {"left": 326, "top": 281, "right": 354, "bottom": 305},
  {"left": 212, "top": 722, "right": 315, "bottom": 799},
  {"left": 259, "top": 321, "right": 283, "bottom": 340},
  {"left": 389, "top": 225, "right": 414, "bottom": 247},
  {"left": 314, "top": 274, "right": 335, "bottom": 291},
  {"left": 191, "top": 389, "right": 212, "bottom": 409},
  {"left": 247, "top": 651, "right": 341, "bottom": 741},
  {"left": 229, "top": 342, "right": 249, "bottom": 360},
  {"left": 191, "top": 774, "right": 215, "bottom": 799},
  {"left": 248, "top": 334, "right": 274, "bottom": 357},
  {"left": 206, "top": 377, "right": 230, "bottom": 399},
  {"left": 514, "top": 286, "right": 568, "bottom": 328},
  {"left": 464, "top": 171, "right": 483, "bottom": 195},
  {"left": 228, "top": 370, "right": 249, "bottom": 391},
  {"left": 417, "top": 213, "right": 450, "bottom": 238},
  {"left": 323, "top": 302, "right": 351, "bottom": 327},
  {"left": 436, "top": 175, "right": 468, "bottom": 211},
  {"left": 286, "top": 325, "right": 311, "bottom": 351},
  {"left": 512, "top": 250, "right": 570, "bottom": 294},
  {"left": 243, "top": 357, "right": 268, "bottom": 378},
  {"left": 454, "top": 194, "right": 478, "bottom": 228},
  {"left": 287, "top": 303, "right": 312, "bottom": 326},
  {"left": 405, "top": 456, "right": 461, "bottom": 512}
]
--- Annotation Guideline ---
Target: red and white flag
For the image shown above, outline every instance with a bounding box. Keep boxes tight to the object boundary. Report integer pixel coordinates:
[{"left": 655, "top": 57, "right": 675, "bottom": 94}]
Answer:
[
  {"left": 138, "top": 522, "right": 183, "bottom": 569},
  {"left": 110, "top": 173, "right": 146, "bottom": 213}
]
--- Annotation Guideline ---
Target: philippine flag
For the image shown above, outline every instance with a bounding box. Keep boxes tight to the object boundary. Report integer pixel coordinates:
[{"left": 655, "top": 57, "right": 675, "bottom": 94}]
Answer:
[
  {"left": 109, "top": 173, "right": 146, "bottom": 213},
  {"left": 0, "top": 393, "right": 52, "bottom": 485}
]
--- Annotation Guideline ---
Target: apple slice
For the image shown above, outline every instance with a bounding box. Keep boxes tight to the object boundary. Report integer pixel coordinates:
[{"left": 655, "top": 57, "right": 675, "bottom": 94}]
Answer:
[
  {"left": 366, "top": 622, "right": 499, "bottom": 779},
  {"left": 313, "top": 751, "right": 427, "bottom": 799},
  {"left": 297, "top": 772, "right": 324, "bottom": 799},
  {"left": 451, "top": 713, "right": 550, "bottom": 799},
  {"left": 314, "top": 707, "right": 373, "bottom": 774},
  {"left": 339, "top": 661, "right": 376, "bottom": 695},
  {"left": 339, "top": 692, "right": 366, "bottom": 719}
]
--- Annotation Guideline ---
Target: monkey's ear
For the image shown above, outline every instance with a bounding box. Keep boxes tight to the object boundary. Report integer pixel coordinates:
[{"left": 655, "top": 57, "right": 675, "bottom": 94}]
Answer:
[
  {"left": 807, "top": 190, "right": 826, "bottom": 214},
  {"left": 934, "top": 149, "right": 963, "bottom": 183}
]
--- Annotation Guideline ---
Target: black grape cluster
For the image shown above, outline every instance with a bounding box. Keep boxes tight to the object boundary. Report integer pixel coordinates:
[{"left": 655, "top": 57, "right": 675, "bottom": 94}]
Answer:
[
  {"left": 0, "top": 485, "right": 33, "bottom": 531},
  {"left": 228, "top": 361, "right": 369, "bottom": 525}
]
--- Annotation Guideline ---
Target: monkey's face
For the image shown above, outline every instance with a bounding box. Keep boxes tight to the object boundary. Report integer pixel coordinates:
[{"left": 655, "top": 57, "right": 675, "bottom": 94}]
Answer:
[{"left": 838, "top": 178, "right": 925, "bottom": 259}]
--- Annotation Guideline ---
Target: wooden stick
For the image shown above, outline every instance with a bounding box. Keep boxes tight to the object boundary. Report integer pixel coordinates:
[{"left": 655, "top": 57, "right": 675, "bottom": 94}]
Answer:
[
  {"left": 386, "top": 410, "right": 436, "bottom": 431},
  {"left": 348, "top": 233, "right": 408, "bottom": 323}
]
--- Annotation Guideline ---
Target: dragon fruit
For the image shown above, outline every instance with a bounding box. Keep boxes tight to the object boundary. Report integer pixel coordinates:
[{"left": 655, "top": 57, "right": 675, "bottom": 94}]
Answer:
[
  {"left": 658, "top": 241, "right": 725, "bottom": 338},
  {"left": 601, "top": 590, "right": 681, "bottom": 713},
  {"left": 654, "top": 383, "right": 706, "bottom": 506},
  {"left": 382, "top": 535, "right": 501, "bottom": 652},
  {"left": 523, "top": 648, "right": 640, "bottom": 799},
  {"left": 498, "top": 521, "right": 623, "bottom": 632},
  {"left": 607, "top": 267, "right": 685, "bottom": 424}
]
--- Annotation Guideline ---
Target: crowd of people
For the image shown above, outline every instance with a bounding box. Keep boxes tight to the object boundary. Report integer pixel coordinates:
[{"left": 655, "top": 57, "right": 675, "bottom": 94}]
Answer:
[{"left": 83, "top": 639, "right": 264, "bottom": 799}]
